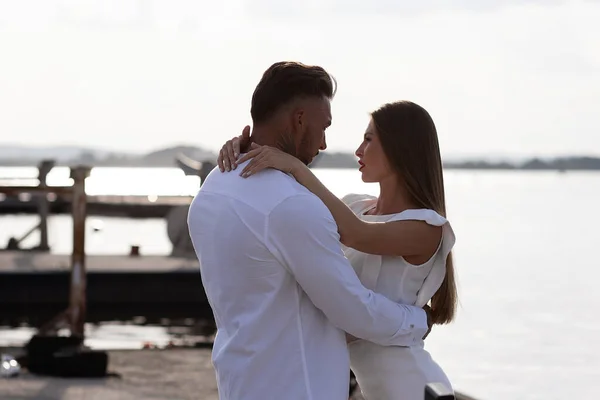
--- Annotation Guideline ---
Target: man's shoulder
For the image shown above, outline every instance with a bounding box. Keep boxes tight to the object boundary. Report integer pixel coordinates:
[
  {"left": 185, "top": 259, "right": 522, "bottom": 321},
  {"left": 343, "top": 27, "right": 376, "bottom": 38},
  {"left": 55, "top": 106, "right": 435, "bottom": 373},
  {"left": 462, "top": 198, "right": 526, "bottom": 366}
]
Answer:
[
  {"left": 198, "top": 163, "right": 316, "bottom": 214},
  {"left": 268, "top": 188, "right": 334, "bottom": 230}
]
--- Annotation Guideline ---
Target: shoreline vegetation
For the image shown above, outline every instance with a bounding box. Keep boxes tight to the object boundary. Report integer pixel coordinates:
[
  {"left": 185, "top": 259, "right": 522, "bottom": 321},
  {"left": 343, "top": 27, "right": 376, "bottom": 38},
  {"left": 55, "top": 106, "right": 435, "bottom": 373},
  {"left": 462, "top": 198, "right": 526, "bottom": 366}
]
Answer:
[{"left": 1, "top": 145, "right": 599, "bottom": 171}]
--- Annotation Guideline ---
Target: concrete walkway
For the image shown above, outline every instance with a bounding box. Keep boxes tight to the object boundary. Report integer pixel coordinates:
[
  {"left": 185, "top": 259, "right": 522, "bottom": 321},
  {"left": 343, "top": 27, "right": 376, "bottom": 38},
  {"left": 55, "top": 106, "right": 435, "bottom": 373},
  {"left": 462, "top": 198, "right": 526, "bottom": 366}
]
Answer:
[{"left": 0, "top": 349, "right": 219, "bottom": 400}]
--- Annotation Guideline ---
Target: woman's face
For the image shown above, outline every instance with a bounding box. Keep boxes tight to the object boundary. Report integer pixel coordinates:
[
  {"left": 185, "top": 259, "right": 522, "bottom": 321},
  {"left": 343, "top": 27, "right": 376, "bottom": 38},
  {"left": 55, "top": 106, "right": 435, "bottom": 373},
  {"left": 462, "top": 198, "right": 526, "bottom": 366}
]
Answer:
[{"left": 355, "top": 119, "right": 394, "bottom": 183}]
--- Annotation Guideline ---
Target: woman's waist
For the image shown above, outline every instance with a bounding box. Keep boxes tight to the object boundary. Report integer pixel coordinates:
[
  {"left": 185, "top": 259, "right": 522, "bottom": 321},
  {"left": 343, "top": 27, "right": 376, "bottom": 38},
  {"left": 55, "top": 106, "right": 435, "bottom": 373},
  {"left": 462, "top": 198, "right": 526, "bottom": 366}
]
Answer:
[
  {"left": 348, "top": 339, "right": 432, "bottom": 370},
  {"left": 348, "top": 338, "right": 425, "bottom": 353}
]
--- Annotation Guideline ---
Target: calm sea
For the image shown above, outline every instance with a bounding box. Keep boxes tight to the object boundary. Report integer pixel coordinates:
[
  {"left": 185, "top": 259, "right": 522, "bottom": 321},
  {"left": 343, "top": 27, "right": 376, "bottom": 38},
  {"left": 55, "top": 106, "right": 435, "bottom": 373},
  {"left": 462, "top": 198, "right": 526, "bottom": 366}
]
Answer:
[{"left": 1, "top": 166, "right": 599, "bottom": 399}]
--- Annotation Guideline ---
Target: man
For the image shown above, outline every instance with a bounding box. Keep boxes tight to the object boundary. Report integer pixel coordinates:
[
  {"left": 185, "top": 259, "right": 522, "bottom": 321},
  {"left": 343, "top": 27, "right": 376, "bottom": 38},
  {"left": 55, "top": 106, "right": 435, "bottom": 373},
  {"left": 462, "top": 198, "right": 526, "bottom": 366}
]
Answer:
[{"left": 188, "top": 61, "right": 429, "bottom": 400}]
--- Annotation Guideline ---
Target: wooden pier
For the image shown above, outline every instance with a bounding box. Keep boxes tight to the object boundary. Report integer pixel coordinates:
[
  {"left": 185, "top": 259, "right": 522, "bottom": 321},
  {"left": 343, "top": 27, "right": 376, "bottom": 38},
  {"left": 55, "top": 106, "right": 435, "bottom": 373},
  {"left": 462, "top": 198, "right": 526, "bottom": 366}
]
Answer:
[{"left": 0, "top": 160, "right": 216, "bottom": 339}]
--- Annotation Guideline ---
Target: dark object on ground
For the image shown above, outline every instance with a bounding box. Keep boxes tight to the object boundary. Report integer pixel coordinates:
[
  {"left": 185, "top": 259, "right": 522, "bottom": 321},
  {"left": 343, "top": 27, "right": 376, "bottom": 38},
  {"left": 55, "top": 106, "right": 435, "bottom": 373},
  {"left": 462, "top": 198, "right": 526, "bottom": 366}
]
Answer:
[
  {"left": 25, "top": 335, "right": 82, "bottom": 359},
  {"left": 425, "top": 382, "right": 455, "bottom": 400},
  {"left": 23, "top": 335, "right": 109, "bottom": 378}
]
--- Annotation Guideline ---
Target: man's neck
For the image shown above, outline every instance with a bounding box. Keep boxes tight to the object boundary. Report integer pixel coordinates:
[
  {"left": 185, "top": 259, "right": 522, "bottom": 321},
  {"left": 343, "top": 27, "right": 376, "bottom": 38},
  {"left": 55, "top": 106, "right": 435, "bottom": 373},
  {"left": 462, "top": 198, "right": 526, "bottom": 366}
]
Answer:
[
  {"left": 250, "top": 126, "right": 279, "bottom": 148},
  {"left": 251, "top": 125, "right": 297, "bottom": 156}
]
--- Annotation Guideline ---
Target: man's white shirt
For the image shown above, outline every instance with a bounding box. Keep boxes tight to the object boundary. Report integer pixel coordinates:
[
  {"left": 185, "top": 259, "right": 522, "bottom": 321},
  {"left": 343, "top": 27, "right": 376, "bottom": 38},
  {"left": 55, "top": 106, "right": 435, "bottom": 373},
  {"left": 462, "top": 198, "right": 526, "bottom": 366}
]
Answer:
[{"left": 187, "top": 160, "right": 428, "bottom": 400}]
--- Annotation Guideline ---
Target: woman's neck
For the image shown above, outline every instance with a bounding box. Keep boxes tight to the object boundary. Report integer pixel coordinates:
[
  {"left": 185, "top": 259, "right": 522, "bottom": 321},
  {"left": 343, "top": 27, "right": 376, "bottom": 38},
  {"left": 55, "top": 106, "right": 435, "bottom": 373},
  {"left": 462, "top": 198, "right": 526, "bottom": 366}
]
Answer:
[{"left": 369, "top": 175, "right": 415, "bottom": 216}]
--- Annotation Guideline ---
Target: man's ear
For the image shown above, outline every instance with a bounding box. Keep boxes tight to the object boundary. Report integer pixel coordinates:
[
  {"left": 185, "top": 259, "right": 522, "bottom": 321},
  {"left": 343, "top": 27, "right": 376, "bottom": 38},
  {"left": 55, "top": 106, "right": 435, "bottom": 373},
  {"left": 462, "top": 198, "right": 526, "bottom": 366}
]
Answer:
[
  {"left": 297, "top": 109, "right": 304, "bottom": 127},
  {"left": 291, "top": 109, "right": 305, "bottom": 133}
]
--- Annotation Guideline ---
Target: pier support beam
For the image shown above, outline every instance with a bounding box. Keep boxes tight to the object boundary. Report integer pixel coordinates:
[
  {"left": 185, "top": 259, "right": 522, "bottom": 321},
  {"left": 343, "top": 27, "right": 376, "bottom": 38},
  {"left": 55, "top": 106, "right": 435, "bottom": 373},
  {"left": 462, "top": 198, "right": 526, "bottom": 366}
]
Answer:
[
  {"left": 36, "top": 159, "right": 55, "bottom": 251},
  {"left": 69, "top": 166, "right": 91, "bottom": 338}
]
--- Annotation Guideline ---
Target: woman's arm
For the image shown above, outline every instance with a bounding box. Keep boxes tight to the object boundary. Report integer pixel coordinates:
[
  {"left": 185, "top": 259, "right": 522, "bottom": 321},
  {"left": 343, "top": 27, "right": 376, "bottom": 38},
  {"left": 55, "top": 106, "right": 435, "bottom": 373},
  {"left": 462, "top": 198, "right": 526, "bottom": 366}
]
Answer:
[
  {"left": 237, "top": 145, "right": 441, "bottom": 259},
  {"left": 292, "top": 165, "right": 441, "bottom": 258}
]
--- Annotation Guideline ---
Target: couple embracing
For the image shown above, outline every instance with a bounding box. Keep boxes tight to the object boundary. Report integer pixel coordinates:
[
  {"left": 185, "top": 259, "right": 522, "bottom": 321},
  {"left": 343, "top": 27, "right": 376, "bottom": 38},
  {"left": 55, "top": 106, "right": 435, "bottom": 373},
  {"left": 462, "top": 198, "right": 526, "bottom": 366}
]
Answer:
[{"left": 188, "top": 61, "right": 457, "bottom": 400}]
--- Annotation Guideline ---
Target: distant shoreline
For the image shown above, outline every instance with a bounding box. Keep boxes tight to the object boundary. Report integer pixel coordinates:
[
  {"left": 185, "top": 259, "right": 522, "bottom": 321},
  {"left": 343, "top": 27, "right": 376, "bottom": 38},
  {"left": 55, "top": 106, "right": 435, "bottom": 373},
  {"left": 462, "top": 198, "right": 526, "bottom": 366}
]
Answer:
[
  {"left": 1, "top": 144, "right": 599, "bottom": 171},
  {"left": 1, "top": 161, "right": 599, "bottom": 172}
]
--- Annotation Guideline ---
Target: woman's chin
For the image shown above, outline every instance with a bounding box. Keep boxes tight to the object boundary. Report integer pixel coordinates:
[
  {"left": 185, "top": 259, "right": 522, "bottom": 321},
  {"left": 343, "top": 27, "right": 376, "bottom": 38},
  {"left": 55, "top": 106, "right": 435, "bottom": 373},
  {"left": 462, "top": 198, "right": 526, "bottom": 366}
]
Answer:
[{"left": 359, "top": 172, "right": 374, "bottom": 183}]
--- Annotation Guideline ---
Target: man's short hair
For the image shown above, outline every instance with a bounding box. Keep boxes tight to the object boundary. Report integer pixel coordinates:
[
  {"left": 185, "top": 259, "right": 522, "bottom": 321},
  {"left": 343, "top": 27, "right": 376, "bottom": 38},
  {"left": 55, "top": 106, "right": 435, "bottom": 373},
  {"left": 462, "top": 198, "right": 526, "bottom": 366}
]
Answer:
[{"left": 250, "top": 61, "right": 337, "bottom": 125}]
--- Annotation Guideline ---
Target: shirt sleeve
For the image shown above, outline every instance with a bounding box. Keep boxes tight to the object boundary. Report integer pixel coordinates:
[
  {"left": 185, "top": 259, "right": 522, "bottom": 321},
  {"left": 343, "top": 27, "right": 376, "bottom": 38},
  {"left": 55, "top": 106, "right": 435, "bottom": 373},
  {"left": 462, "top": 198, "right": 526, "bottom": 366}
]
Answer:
[{"left": 265, "top": 193, "right": 428, "bottom": 347}]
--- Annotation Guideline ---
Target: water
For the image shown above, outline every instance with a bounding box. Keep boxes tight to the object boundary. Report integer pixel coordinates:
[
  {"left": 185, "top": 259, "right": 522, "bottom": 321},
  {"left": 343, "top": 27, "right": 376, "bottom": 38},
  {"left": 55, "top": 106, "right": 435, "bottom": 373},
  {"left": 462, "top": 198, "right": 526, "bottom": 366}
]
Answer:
[{"left": 1, "top": 167, "right": 599, "bottom": 399}]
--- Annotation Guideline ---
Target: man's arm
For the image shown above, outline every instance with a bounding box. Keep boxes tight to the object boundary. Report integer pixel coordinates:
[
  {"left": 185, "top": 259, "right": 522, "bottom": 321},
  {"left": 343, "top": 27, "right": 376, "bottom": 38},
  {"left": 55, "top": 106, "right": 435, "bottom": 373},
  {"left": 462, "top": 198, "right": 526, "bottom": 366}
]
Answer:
[{"left": 265, "top": 193, "right": 428, "bottom": 347}]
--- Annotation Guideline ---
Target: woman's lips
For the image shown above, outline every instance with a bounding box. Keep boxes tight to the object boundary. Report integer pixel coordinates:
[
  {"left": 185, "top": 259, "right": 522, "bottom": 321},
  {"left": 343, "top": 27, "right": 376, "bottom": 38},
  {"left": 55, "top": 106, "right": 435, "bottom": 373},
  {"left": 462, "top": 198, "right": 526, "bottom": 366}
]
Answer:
[{"left": 358, "top": 161, "right": 365, "bottom": 171}]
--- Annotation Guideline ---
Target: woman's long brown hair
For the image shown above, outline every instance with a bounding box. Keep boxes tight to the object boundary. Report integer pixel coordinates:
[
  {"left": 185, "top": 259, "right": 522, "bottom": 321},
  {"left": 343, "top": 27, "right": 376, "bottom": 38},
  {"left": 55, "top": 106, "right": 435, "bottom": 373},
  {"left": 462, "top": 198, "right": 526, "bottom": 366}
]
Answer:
[{"left": 371, "top": 101, "right": 457, "bottom": 324}]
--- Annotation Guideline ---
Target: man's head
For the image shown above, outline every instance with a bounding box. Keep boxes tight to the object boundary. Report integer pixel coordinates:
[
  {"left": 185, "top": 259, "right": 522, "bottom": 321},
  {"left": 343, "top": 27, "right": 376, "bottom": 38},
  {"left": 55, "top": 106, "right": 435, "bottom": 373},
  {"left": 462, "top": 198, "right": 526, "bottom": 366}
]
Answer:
[{"left": 250, "top": 61, "right": 336, "bottom": 165}]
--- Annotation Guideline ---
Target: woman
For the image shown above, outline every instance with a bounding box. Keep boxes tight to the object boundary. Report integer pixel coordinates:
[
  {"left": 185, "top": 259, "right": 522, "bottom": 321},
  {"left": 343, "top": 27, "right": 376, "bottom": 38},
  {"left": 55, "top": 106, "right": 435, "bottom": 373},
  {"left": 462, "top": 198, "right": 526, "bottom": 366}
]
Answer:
[{"left": 218, "top": 100, "right": 457, "bottom": 400}]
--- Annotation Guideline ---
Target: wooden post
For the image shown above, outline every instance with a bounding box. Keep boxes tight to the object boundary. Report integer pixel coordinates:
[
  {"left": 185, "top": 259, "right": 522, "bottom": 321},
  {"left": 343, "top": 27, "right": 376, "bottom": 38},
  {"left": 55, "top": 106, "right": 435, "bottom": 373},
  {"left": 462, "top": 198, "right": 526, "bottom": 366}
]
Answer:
[
  {"left": 37, "top": 160, "right": 55, "bottom": 251},
  {"left": 69, "top": 166, "right": 91, "bottom": 338},
  {"left": 199, "top": 161, "right": 215, "bottom": 185}
]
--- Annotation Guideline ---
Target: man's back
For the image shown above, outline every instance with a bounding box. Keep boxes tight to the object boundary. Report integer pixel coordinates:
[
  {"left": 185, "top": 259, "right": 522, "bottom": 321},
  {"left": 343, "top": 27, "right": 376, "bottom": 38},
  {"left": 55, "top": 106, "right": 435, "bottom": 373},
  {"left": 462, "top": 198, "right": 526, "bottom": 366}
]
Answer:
[{"left": 188, "top": 163, "right": 350, "bottom": 400}]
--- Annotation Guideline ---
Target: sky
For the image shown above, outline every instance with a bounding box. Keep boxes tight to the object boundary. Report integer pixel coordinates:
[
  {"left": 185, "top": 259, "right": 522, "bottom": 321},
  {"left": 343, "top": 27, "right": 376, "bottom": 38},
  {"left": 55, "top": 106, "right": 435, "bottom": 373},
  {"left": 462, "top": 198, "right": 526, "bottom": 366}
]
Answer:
[{"left": 0, "top": 0, "right": 599, "bottom": 159}]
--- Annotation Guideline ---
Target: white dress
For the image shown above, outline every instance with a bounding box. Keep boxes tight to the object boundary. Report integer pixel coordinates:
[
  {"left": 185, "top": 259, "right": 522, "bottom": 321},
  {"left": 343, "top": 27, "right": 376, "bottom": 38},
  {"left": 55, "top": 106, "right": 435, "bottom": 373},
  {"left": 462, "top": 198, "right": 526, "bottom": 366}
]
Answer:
[{"left": 342, "top": 194, "right": 456, "bottom": 400}]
